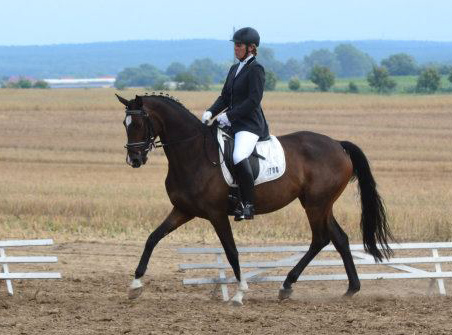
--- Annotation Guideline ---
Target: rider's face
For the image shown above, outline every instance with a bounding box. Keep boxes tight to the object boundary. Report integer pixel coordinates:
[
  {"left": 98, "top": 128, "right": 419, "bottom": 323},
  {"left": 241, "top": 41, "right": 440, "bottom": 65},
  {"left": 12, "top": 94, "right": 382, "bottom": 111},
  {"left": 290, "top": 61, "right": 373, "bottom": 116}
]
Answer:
[{"left": 234, "top": 42, "right": 247, "bottom": 60}]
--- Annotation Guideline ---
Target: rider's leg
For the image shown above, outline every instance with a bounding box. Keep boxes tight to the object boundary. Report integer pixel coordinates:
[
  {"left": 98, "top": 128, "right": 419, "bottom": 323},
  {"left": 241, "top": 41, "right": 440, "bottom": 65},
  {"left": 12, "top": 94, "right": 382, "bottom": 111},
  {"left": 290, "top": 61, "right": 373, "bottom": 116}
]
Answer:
[{"left": 233, "top": 131, "right": 259, "bottom": 220}]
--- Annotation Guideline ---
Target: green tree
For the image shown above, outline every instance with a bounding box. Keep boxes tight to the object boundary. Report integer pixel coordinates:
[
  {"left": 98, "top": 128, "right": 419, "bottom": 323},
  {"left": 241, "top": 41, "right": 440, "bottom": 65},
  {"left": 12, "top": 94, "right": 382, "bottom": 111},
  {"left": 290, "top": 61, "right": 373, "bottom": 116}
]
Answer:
[
  {"left": 17, "top": 78, "right": 33, "bottom": 88},
  {"left": 166, "top": 62, "right": 186, "bottom": 77},
  {"left": 303, "top": 49, "right": 340, "bottom": 76},
  {"left": 449, "top": 71, "right": 452, "bottom": 84},
  {"left": 115, "top": 64, "right": 167, "bottom": 89},
  {"left": 334, "top": 44, "right": 374, "bottom": 78},
  {"left": 416, "top": 67, "right": 441, "bottom": 93},
  {"left": 264, "top": 71, "right": 277, "bottom": 91},
  {"left": 288, "top": 77, "right": 300, "bottom": 91},
  {"left": 33, "top": 80, "right": 49, "bottom": 89},
  {"left": 3, "top": 78, "right": 33, "bottom": 88},
  {"left": 188, "top": 58, "right": 217, "bottom": 88},
  {"left": 381, "top": 53, "right": 418, "bottom": 75},
  {"left": 257, "top": 47, "right": 284, "bottom": 76},
  {"left": 280, "top": 58, "right": 304, "bottom": 81},
  {"left": 348, "top": 82, "right": 359, "bottom": 93},
  {"left": 367, "top": 66, "right": 397, "bottom": 93},
  {"left": 175, "top": 72, "right": 201, "bottom": 91},
  {"left": 309, "top": 66, "right": 335, "bottom": 92}
]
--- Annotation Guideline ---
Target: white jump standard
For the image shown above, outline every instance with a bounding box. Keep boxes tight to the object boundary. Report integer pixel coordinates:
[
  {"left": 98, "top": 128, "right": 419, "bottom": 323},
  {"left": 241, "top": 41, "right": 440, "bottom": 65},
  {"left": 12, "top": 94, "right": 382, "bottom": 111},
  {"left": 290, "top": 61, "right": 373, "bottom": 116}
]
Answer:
[
  {"left": 179, "top": 242, "right": 452, "bottom": 301},
  {"left": 0, "top": 239, "right": 62, "bottom": 296}
]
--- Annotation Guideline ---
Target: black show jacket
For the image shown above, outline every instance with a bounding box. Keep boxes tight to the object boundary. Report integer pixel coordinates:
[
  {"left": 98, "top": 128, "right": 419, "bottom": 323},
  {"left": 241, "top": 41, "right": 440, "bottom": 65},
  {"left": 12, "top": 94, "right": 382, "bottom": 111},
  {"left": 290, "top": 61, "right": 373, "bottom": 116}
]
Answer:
[{"left": 208, "top": 57, "right": 269, "bottom": 139}]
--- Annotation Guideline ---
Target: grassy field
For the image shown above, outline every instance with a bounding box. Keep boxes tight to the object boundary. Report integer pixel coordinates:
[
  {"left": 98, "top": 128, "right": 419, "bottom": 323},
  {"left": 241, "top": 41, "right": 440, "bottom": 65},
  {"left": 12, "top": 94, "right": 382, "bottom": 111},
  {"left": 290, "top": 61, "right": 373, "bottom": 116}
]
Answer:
[
  {"left": 0, "top": 88, "right": 451, "bottom": 244},
  {"left": 211, "top": 75, "right": 452, "bottom": 94}
]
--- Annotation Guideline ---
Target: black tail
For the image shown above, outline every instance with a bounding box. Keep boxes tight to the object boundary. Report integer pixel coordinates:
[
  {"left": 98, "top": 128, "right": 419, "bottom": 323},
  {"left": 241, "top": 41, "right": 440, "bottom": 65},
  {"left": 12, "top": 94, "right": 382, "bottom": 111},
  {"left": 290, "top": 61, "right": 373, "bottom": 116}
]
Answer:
[{"left": 340, "top": 141, "right": 393, "bottom": 262}]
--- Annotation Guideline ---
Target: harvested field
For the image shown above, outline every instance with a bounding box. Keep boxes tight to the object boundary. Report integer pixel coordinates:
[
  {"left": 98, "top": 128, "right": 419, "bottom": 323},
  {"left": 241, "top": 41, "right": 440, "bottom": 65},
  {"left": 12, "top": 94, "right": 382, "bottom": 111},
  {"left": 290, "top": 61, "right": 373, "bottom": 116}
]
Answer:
[{"left": 1, "top": 89, "right": 452, "bottom": 334}]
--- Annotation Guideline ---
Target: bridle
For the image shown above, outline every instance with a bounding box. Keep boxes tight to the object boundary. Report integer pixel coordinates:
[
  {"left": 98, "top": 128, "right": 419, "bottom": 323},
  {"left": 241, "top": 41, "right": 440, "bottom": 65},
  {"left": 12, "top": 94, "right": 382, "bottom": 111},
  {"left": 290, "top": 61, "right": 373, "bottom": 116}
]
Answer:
[
  {"left": 124, "top": 109, "right": 161, "bottom": 154},
  {"left": 124, "top": 108, "right": 205, "bottom": 153}
]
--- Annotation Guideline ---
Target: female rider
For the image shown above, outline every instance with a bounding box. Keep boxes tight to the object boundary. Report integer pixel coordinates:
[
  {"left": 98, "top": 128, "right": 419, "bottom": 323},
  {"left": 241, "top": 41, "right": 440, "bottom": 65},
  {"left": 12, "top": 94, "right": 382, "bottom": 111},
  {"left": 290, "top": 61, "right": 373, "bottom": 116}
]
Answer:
[{"left": 202, "top": 27, "right": 269, "bottom": 221}]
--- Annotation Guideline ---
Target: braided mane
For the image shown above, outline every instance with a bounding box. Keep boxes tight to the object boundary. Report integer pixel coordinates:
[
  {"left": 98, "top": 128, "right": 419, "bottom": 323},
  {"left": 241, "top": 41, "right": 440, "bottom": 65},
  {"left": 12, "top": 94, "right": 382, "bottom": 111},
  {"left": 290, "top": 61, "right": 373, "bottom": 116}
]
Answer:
[{"left": 140, "top": 92, "right": 201, "bottom": 124}]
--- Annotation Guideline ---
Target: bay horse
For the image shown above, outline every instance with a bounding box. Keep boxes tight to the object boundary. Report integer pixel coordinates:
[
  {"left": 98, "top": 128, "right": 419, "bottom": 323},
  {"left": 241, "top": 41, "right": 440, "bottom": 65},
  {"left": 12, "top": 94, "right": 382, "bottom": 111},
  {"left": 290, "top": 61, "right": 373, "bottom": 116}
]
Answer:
[{"left": 117, "top": 93, "right": 393, "bottom": 305}]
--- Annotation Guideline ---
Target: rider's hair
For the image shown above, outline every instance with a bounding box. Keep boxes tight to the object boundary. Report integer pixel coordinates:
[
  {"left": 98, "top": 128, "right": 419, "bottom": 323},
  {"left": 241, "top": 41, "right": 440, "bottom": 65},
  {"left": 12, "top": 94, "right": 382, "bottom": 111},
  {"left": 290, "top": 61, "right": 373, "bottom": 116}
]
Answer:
[{"left": 248, "top": 43, "right": 258, "bottom": 56}]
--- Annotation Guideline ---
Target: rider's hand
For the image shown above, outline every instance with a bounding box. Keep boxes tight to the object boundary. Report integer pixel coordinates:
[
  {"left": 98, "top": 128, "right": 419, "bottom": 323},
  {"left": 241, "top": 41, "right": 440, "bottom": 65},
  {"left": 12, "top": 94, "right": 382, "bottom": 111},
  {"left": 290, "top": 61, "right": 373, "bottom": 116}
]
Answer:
[
  {"left": 202, "top": 111, "right": 212, "bottom": 124},
  {"left": 217, "top": 113, "right": 231, "bottom": 127}
]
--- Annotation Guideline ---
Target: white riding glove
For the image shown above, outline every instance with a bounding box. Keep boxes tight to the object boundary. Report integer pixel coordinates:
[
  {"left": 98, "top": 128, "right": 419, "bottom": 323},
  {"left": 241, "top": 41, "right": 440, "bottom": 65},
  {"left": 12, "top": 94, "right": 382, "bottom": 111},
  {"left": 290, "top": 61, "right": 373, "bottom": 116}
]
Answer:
[
  {"left": 217, "top": 112, "right": 231, "bottom": 127},
  {"left": 202, "top": 111, "right": 212, "bottom": 124}
]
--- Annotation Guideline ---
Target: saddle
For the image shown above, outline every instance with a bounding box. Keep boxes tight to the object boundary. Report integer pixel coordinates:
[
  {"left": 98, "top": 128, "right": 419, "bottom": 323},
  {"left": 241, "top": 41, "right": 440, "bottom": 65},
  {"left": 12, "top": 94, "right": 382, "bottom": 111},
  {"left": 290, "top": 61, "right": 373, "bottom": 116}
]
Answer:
[
  {"left": 221, "top": 126, "right": 267, "bottom": 183},
  {"left": 217, "top": 126, "right": 286, "bottom": 216}
]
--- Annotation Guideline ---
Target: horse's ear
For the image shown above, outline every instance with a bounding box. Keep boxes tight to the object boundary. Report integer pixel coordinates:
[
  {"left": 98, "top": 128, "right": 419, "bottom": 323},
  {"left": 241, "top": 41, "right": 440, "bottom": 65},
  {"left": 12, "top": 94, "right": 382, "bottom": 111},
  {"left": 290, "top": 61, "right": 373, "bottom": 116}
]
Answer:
[
  {"left": 116, "top": 94, "right": 129, "bottom": 107},
  {"left": 135, "top": 95, "right": 143, "bottom": 108}
]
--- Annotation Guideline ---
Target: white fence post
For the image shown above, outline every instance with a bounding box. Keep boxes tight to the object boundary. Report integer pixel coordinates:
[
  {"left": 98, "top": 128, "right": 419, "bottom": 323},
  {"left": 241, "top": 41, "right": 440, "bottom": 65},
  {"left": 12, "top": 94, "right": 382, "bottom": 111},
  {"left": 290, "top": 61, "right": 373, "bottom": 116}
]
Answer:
[
  {"left": 432, "top": 248, "right": 446, "bottom": 295},
  {"left": 217, "top": 254, "right": 229, "bottom": 301},
  {"left": 0, "top": 248, "right": 13, "bottom": 295},
  {"left": 0, "top": 239, "right": 61, "bottom": 296}
]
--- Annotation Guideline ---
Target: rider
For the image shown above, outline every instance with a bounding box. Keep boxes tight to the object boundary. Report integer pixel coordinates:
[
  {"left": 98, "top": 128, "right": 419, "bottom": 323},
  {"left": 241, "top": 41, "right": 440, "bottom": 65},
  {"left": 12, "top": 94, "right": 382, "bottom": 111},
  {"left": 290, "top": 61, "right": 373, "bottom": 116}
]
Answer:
[{"left": 202, "top": 27, "right": 269, "bottom": 221}]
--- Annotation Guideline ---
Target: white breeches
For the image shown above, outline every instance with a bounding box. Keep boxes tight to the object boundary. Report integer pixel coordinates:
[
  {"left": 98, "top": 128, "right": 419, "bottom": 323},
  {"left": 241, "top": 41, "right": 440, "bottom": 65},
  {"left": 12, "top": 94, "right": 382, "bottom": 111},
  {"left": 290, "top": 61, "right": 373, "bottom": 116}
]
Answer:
[{"left": 233, "top": 131, "right": 259, "bottom": 165}]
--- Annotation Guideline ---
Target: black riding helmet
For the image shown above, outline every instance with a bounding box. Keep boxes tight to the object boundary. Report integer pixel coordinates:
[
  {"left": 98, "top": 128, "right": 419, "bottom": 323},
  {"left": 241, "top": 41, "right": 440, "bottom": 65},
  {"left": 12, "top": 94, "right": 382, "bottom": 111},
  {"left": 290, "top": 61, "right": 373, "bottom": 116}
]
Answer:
[{"left": 231, "top": 27, "right": 260, "bottom": 47}]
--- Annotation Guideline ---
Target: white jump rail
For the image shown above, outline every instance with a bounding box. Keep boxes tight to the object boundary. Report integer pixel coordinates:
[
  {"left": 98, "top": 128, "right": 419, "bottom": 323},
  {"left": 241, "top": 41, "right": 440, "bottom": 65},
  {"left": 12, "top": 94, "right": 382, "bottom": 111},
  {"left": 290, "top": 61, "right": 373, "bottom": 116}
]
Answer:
[
  {"left": 178, "top": 242, "right": 452, "bottom": 301},
  {"left": 0, "top": 239, "right": 62, "bottom": 296}
]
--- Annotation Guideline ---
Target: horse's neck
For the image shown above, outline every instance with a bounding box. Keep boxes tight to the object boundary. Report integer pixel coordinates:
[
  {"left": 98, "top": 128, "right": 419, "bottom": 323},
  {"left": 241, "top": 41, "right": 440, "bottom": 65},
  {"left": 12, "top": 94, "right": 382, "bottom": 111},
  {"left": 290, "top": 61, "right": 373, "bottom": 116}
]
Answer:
[
  {"left": 149, "top": 99, "right": 199, "bottom": 143},
  {"left": 149, "top": 98, "right": 205, "bottom": 172}
]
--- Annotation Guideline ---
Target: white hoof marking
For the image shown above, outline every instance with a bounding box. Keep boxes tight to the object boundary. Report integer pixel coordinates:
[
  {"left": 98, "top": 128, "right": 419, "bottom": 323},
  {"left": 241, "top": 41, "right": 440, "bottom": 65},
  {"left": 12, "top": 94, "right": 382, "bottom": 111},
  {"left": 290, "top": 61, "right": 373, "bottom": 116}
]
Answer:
[
  {"left": 128, "top": 278, "right": 144, "bottom": 300},
  {"left": 239, "top": 280, "right": 249, "bottom": 291},
  {"left": 130, "top": 278, "right": 143, "bottom": 289},
  {"left": 231, "top": 290, "right": 244, "bottom": 306}
]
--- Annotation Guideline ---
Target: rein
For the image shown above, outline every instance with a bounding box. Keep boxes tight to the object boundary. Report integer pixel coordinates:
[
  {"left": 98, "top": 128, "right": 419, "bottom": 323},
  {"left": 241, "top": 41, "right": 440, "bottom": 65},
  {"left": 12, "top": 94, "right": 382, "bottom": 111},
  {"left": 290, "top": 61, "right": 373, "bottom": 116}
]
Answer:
[
  {"left": 124, "top": 109, "right": 216, "bottom": 165},
  {"left": 125, "top": 108, "right": 231, "bottom": 168}
]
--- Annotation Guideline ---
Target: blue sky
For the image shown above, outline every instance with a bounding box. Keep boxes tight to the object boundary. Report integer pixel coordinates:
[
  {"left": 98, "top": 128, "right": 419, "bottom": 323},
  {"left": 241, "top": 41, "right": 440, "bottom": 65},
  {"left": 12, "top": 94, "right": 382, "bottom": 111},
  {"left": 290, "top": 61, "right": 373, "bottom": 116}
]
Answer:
[{"left": 1, "top": 0, "right": 451, "bottom": 45}]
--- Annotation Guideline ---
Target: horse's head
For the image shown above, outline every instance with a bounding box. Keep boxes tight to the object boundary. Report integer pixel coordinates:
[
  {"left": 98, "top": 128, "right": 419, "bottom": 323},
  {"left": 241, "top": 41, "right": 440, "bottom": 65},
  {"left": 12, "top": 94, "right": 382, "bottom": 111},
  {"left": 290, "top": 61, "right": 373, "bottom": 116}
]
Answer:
[{"left": 117, "top": 94, "right": 157, "bottom": 168}]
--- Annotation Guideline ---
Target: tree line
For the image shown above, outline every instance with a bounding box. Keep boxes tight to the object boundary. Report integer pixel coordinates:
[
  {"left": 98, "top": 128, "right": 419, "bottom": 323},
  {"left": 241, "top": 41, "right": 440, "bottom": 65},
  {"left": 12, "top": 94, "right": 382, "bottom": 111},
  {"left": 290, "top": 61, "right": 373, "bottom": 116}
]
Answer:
[{"left": 114, "top": 43, "right": 452, "bottom": 93}]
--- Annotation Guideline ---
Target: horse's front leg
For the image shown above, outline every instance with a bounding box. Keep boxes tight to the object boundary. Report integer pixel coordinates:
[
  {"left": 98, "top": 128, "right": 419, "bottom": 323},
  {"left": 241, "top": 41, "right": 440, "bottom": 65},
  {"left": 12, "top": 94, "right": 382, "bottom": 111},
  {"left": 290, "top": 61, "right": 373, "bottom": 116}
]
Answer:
[
  {"left": 210, "top": 215, "right": 248, "bottom": 306},
  {"left": 129, "top": 207, "right": 193, "bottom": 299}
]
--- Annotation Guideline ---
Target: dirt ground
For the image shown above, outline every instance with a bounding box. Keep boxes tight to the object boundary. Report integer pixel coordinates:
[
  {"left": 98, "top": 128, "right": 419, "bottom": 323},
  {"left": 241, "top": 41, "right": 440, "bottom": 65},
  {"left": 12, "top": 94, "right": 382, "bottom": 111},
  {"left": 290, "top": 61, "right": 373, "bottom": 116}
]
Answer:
[{"left": 1, "top": 241, "right": 452, "bottom": 335}]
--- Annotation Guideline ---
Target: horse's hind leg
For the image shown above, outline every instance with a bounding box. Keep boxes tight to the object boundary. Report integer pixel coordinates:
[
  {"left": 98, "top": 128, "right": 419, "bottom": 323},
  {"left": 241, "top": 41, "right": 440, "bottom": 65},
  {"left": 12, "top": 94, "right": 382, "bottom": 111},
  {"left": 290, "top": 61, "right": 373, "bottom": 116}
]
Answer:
[
  {"left": 327, "top": 215, "right": 360, "bottom": 296},
  {"left": 279, "top": 205, "right": 330, "bottom": 300}
]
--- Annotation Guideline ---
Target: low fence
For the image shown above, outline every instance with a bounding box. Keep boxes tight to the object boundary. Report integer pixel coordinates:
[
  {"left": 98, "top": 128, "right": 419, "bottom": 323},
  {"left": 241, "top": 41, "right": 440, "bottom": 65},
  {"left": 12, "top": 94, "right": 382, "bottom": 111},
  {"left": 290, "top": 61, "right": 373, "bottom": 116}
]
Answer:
[
  {"left": 0, "top": 239, "right": 62, "bottom": 295},
  {"left": 179, "top": 243, "right": 452, "bottom": 301}
]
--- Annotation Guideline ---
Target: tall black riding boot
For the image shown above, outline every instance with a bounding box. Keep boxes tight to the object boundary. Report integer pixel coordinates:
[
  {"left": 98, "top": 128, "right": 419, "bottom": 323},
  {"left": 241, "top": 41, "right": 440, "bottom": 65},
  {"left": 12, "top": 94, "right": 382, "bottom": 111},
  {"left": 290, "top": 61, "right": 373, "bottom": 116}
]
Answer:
[{"left": 233, "top": 158, "right": 255, "bottom": 221}]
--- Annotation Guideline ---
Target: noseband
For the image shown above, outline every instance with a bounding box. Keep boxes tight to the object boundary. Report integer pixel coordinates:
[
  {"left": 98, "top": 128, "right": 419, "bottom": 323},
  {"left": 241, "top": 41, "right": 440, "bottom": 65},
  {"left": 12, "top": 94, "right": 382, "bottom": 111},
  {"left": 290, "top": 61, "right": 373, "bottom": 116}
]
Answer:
[{"left": 124, "top": 109, "right": 160, "bottom": 153}]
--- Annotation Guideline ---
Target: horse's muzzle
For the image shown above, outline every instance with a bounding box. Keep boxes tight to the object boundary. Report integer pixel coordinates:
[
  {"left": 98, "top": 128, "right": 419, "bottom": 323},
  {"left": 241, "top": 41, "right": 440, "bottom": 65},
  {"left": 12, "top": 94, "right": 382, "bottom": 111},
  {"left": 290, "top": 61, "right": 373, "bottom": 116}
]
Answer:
[{"left": 126, "top": 153, "right": 148, "bottom": 168}]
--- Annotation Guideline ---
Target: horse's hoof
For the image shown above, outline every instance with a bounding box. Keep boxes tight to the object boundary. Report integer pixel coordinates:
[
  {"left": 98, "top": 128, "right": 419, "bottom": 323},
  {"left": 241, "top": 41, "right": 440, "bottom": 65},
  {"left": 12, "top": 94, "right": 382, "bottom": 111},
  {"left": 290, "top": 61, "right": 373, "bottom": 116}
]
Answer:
[
  {"left": 278, "top": 288, "right": 293, "bottom": 300},
  {"left": 128, "top": 278, "right": 143, "bottom": 300},
  {"left": 231, "top": 291, "right": 244, "bottom": 306},
  {"left": 231, "top": 297, "right": 243, "bottom": 306},
  {"left": 343, "top": 288, "right": 359, "bottom": 298},
  {"left": 128, "top": 286, "right": 143, "bottom": 300}
]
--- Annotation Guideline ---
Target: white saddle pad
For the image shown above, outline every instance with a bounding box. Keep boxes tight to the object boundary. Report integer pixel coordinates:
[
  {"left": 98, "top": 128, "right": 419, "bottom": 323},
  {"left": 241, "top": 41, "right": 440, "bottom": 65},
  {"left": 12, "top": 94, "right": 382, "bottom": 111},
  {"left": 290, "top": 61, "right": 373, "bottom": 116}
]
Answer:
[{"left": 217, "top": 128, "right": 286, "bottom": 187}]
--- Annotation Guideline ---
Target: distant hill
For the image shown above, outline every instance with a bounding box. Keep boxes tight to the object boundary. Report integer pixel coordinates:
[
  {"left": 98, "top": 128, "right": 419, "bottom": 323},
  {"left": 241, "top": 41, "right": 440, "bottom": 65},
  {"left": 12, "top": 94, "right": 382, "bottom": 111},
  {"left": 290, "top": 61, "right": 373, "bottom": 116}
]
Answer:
[{"left": 1, "top": 39, "right": 451, "bottom": 79}]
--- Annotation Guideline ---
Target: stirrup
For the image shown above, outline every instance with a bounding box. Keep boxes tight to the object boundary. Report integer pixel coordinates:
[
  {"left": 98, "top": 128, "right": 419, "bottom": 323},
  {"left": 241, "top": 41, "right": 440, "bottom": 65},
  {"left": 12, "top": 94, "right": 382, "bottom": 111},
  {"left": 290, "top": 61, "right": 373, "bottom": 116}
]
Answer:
[
  {"left": 242, "top": 203, "right": 254, "bottom": 220},
  {"left": 233, "top": 202, "right": 245, "bottom": 221}
]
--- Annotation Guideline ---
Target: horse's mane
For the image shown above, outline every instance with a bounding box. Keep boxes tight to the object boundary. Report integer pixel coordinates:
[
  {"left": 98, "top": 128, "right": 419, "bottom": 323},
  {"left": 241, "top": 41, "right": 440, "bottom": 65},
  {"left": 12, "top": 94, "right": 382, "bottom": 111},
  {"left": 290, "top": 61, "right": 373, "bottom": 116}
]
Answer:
[{"left": 140, "top": 92, "right": 201, "bottom": 124}]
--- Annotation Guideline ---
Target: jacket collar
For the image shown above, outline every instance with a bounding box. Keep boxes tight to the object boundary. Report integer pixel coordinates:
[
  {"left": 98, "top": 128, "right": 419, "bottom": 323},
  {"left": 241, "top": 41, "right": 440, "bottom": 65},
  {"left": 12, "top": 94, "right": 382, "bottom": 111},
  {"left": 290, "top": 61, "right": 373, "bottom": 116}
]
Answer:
[{"left": 233, "top": 56, "right": 255, "bottom": 81}]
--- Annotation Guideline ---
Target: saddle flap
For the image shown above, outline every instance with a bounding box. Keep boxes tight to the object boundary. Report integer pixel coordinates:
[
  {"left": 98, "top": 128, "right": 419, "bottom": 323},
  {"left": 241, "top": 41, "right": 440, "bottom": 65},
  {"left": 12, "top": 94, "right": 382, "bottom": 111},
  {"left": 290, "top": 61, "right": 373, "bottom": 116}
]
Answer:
[{"left": 217, "top": 128, "right": 285, "bottom": 187}]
